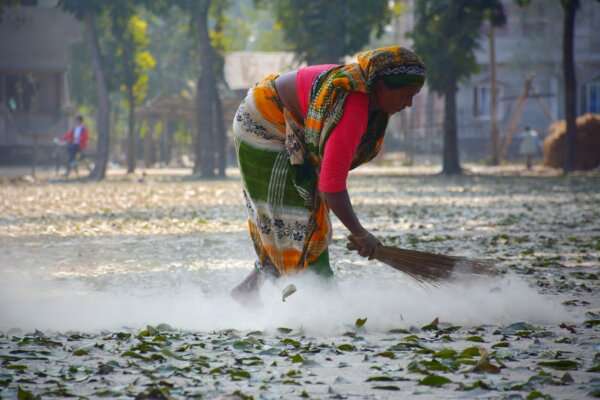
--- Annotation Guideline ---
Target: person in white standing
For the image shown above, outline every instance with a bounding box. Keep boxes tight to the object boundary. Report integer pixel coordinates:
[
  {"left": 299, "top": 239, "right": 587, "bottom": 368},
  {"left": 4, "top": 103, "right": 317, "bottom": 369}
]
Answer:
[{"left": 519, "top": 126, "right": 540, "bottom": 170}]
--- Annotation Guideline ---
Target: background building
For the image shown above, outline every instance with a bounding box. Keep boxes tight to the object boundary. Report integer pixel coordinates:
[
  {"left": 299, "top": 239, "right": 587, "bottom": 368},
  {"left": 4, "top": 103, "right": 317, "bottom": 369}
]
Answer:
[
  {"left": 390, "top": 0, "right": 600, "bottom": 160},
  {"left": 0, "top": 1, "right": 81, "bottom": 164}
]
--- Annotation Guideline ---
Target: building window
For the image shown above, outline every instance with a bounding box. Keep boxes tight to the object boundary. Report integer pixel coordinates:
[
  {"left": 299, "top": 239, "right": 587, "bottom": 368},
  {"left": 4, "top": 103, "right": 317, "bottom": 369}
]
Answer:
[
  {"left": 474, "top": 85, "right": 491, "bottom": 119},
  {"left": 2, "top": 73, "right": 39, "bottom": 112},
  {"left": 584, "top": 79, "right": 600, "bottom": 114},
  {"left": 474, "top": 84, "right": 504, "bottom": 120}
]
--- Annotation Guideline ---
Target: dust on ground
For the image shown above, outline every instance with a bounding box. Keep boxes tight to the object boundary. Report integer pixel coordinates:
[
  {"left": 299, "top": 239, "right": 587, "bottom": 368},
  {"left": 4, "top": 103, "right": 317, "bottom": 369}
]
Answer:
[{"left": 1, "top": 165, "right": 599, "bottom": 399}]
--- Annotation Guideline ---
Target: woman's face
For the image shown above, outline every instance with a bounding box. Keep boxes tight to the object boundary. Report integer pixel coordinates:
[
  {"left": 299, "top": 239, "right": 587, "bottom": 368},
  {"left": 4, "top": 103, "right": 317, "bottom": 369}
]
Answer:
[{"left": 373, "top": 80, "right": 421, "bottom": 114}]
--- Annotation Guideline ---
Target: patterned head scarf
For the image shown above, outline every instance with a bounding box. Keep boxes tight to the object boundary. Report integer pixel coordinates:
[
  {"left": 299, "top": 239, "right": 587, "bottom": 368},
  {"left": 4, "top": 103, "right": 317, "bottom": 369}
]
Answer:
[{"left": 303, "top": 46, "right": 426, "bottom": 160}]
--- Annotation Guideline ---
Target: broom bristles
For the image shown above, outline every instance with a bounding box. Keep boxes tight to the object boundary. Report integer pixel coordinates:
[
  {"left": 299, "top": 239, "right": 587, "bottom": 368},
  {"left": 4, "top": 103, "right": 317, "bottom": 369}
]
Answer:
[{"left": 348, "top": 240, "right": 495, "bottom": 284}]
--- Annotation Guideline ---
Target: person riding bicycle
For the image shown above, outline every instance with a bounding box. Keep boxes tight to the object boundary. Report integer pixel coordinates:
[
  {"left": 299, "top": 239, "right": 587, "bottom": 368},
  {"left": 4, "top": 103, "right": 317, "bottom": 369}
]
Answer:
[{"left": 60, "top": 115, "right": 89, "bottom": 177}]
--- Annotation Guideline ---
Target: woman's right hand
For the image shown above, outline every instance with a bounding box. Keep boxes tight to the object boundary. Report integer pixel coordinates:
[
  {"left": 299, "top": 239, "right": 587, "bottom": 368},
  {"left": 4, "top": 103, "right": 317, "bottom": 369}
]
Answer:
[{"left": 347, "top": 231, "right": 381, "bottom": 259}]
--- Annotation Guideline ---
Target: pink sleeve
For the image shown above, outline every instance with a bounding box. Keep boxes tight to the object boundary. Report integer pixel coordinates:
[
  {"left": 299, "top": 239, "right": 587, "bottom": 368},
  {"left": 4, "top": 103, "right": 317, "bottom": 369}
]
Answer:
[{"left": 318, "top": 92, "right": 369, "bottom": 193}]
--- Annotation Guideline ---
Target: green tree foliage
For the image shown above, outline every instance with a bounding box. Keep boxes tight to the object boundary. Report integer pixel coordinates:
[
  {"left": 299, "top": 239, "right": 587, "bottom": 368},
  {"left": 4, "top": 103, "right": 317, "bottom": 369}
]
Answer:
[
  {"left": 115, "top": 15, "right": 156, "bottom": 105},
  {"left": 149, "top": 0, "right": 230, "bottom": 177},
  {"left": 61, "top": 0, "right": 158, "bottom": 176},
  {"left": 411, "top": 0, "right": 505, "bottom": 174},
  {"left": 260, "top": 0, "right": 393, "bottom": 64},
  {"left": 68, "top": 11, "right": 119, "bottom": 110},
  {"left": 112, "top": 11, "right": 156, "bottom": 173},
  {"left": 60, "top": 0, "right": 116, "bottom": 180},
  {"left": 226, "top": 1, "right": 290, "bottom": 52},
  {"left": 144, "top": 7, "right": 197, "bottom": 99},
  {"left": 515, "top": 0, "right": 598, "bottom": 173}
]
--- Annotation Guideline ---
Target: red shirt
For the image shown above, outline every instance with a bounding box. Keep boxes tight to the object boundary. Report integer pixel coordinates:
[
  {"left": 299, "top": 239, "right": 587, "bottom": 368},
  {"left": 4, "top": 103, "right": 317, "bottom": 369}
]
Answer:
[
  {"left": 296, "top": 65, "right": 368, "bottom": 193},
  {"left": 62, "top": 125, "right": 89, "bottom": 150}
]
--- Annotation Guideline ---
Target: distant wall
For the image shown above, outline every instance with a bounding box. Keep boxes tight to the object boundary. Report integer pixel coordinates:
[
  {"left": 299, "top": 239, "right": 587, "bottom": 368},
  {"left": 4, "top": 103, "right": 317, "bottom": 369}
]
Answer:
[{"left": 0, "top": 5, "right": 82, "bottom": 165}]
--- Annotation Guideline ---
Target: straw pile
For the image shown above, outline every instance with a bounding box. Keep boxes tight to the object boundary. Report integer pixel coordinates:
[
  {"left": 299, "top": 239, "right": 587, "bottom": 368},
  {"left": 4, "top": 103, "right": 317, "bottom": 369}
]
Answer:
[{"left": 543, "top": 113, "right": 600, "bottom": 170}]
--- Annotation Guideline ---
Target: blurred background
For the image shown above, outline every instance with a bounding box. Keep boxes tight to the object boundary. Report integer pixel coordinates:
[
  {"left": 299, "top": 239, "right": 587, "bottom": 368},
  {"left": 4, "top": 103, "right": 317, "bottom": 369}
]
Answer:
[{"left": 0, "top": 0, "right": 599, "bottom": 179}]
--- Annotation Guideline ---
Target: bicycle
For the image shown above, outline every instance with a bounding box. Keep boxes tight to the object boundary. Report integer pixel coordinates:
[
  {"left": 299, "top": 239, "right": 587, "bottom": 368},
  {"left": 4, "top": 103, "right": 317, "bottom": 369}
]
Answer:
[{"left": 52, "top": 138, "right": 94, "bottom": 178}]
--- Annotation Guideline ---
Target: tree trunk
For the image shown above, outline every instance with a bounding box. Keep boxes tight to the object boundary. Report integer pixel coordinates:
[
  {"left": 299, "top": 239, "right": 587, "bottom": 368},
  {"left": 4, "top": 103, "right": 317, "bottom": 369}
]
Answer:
[
  {"left": 489, "top": 25, "right": 500, "bottom": 165},
  {"left": 194, "top": 0, "right": 216, "bottom": 177},
  {"left": 85, "top": 13, "right": 110, "bottom": 181},
  {"left": 213, "top": 85, "right": 227, "bottom": 176},
  {"left": 159, "top": 119, "right": 167, "bottom": 166},
  {"left": 442, "top": 80, "right": 461, "bottom": 175},
  {"left": 126, "top": 89, "right": 136, "bottom": 174},
  {"left": 562, "top": 0, "right": 578, "bottom": 173},
  {"left": 211, "top": 5, "right": 228, "bottom": 177},
  {"left": 144, "top": 120, "right": 155, "bottom": 168}
]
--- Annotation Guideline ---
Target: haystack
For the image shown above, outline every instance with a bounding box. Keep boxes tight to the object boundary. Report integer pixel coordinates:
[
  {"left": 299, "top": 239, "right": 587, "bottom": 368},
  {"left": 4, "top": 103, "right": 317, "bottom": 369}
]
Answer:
[{"left": 543, "top": 113, "right": 600, "bottom": 170}]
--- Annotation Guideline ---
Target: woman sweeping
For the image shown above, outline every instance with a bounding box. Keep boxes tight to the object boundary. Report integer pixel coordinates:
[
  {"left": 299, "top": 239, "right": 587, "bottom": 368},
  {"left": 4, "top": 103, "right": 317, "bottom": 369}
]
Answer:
[{"left": 231, "top": 46, "right": 426, "bottom": 301}]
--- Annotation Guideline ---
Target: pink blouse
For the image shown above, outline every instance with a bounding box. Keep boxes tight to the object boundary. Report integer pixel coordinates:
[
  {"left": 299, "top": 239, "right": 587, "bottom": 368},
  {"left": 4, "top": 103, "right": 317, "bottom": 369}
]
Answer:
[{"left": 296, "top": 65, "right": 368, "bottom": 193}]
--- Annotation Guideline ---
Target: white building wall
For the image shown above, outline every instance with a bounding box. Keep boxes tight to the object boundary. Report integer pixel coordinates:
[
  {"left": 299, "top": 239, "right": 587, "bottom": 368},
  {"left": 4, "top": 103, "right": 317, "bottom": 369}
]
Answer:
[{"left": 384, "top": 0, "right": 600, "bottom": 159}]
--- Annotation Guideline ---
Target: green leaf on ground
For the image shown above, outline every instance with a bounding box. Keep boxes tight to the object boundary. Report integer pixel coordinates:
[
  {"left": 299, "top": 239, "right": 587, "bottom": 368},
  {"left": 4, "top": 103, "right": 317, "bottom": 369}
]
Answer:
[
  {"left": 366, "top": 376, "right": 394, "bottom": 382},
  {"left": 376, "top": 351, "right": 395, "bottom": 359},
  {"left": 281, "top": 338, "right": 301, "bottom": 348},
  {"left": 17, "top": 386, "right": 39, "bottom": 400},
  {"left": 466, "top": 335, "right": 485, "bottom": 343},
  {"left": 538, "top": 360, "right": 579, "bottom": 371},
  {"left": 231, "top": 390, "right": 253, "bottom": 400},
  {"left": 526, "top": 390, "right": 552, "bottom": 400},
  {"left": 458, "top": 380, "right": 492, "bottom": 391},
  {"left": 355, "top": 318, "right": 367, "bottom": 328},
  {"left": 7, "top": 364, "right": 27, "bottom": 372},
  {"left": 419, "top": 374, "right": 452, "bottom": 387},
  {"left": 585, "top": 320, "right": 600, "bottom": 328},
  {"left": 372, "top": 385, "right": 400, "bottom": 390},
  {"left": 422, "top": 317, "right": 439, "bottom": 331},
  {"left": 229, "top": 368, "right": 251, "bottom": 380},
  {"left": 434, "top": 348, "right": 457, "bottom": 359},
  {"left": 72, "top": 348, "right": 89, "bottom": 356},
  {"left": 388, "top": 328, "right": 410, "bottom": 334},
  {"left": 421, "top": 359, "right": 452, "bottom": 372},
  {"left": 459, "top": 346, "right": 481, "bottom": 358},
  {"left": 588, "top": 364, "right": 600, "bottom": 373},
  {"left": 290, "top": 354, "right": 304, "bottom": 363},
  {"left": 337, "top": 344, "right": 356, "bottom": 352}
]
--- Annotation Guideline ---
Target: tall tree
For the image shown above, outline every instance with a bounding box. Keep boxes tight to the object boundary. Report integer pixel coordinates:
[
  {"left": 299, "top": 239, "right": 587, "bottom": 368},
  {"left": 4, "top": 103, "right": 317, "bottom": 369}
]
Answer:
[
  {"left": 486, "top": 7, "right": 507, "bottom": 165},
  {"left": 60, "top": 0, "right": 113, "bottom": 180},
  {"left": 411, "top": 0, "right": 505, "bottom": 175},
  {"left": 163, "top": 0, "right": 229, "bottom": 177},
  {"left": 209, "top": 0, "right": 234, "bottom": 176},
  {"left": 515, "top": 0, "right": 599, "bottom": 172},
  {"left": 112, "top": 12, "right": 156, "bottom": 174},
  {"left": 561, "top": 0, "right": 578, "bottom": 173},
  {"left": 488, "top": 23, "right": 500, "bottom": 165},
  {"left": 261, "top": 0, "right": 393, "bottom": 64},
  {"left": 143, "top": 7, "right": 197, "bottom": 166},
  {"left": 193, "top": 0, "right": 217, "bottom": 176}
]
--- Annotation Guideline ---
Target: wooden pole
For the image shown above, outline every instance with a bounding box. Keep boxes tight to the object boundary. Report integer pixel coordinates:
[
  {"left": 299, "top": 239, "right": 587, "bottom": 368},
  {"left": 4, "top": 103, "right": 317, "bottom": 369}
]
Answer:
[
  {"left": 31, "top": 132, "right": 37, "bottom": 178},
  {"left": 489, "top": 25, "right": 500, "bottom": 165},
  {"left": 500, "top": 77, "right": 532, "bottom": 160}
]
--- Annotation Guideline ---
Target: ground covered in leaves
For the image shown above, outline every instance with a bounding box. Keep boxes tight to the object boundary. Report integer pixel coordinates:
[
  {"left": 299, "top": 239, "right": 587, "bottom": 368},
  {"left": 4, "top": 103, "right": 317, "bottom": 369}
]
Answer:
[{"left": 1, "top": 166, "right": 600, "bottom": 399}]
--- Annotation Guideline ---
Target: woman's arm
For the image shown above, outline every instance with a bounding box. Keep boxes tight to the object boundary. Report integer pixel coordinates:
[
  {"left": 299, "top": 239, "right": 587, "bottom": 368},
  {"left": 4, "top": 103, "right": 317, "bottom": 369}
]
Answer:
[{"left": 317, "top": 92, "right": 380, "bottom": 258}]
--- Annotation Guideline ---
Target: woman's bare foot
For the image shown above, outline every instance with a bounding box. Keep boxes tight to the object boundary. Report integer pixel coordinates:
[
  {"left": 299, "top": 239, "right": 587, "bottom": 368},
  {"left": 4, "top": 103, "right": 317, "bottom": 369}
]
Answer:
[
  {"left": 230, "top": 261, "right": 280, "bottom": 307},
  {"left": 230, "top": 268, "right": 264, "bottom": 307}
]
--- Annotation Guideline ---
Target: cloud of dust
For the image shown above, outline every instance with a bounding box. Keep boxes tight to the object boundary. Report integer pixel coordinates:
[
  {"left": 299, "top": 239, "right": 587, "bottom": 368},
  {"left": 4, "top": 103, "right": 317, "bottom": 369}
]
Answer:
[{"left": 0, "top": 269, "right": 574, "bottom": 335}]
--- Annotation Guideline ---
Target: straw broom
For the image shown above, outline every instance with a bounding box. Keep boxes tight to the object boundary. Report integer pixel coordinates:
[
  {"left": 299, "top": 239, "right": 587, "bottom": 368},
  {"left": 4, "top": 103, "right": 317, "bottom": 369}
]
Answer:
[{"left": 347, "top": 236, "right": 495, "bottom": 284}]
